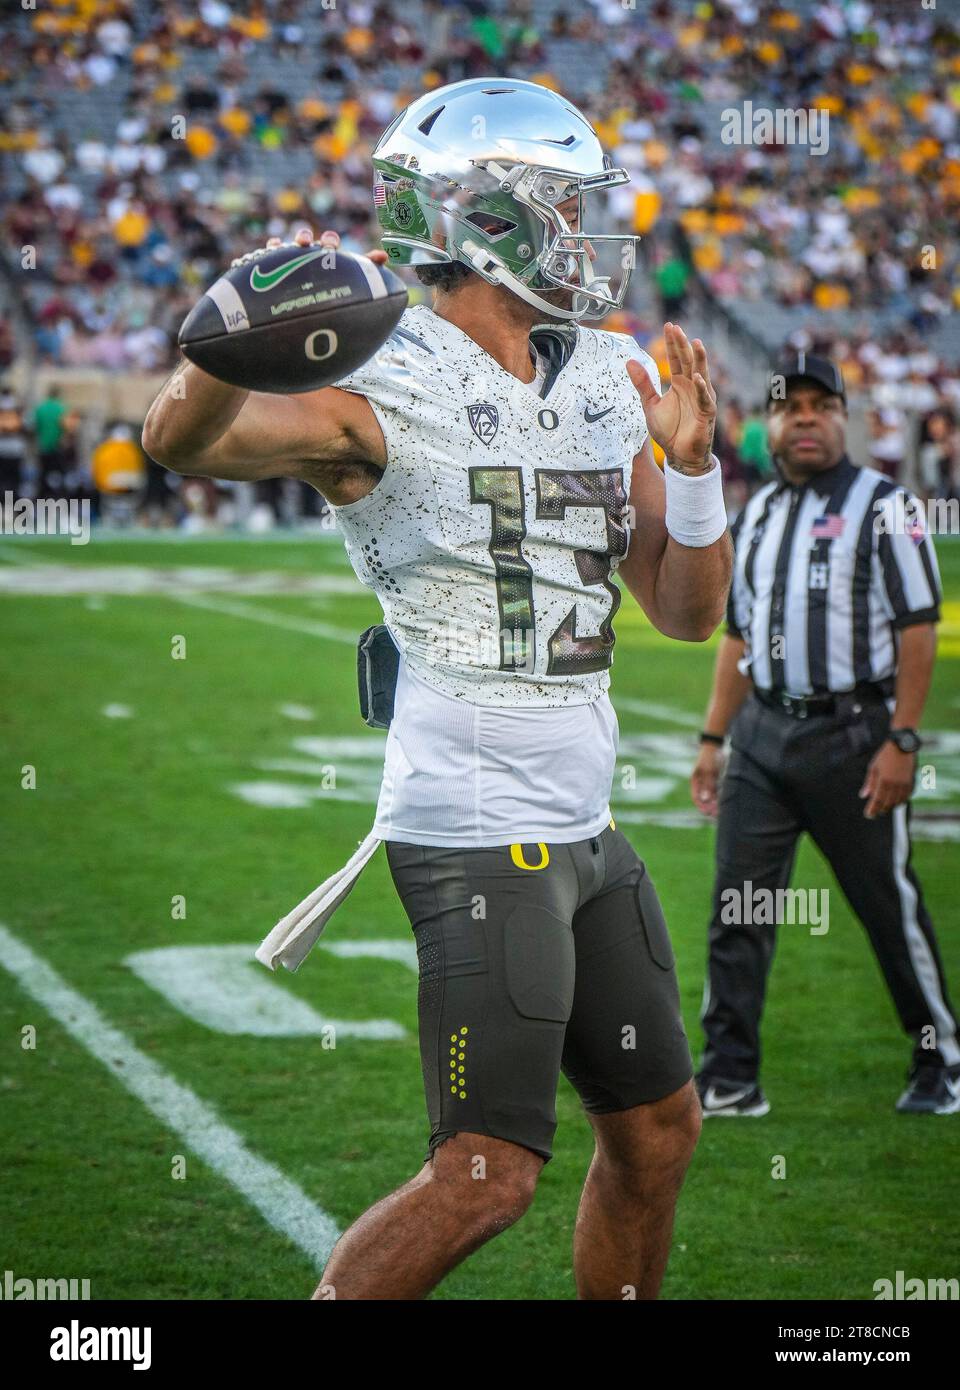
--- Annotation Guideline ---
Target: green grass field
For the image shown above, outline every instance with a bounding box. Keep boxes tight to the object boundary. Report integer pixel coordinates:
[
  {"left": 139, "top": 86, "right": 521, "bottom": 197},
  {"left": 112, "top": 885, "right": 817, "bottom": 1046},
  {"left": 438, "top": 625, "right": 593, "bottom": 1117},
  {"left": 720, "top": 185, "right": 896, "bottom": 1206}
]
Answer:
[{"left": 2, "top": 530, "right": 958, "bottom": 1301}]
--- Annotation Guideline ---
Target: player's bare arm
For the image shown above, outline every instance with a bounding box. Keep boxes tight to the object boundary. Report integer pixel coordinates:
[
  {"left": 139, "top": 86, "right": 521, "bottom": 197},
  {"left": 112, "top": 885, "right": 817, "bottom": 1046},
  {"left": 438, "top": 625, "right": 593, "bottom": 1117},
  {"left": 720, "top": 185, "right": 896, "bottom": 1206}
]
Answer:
[
  {"left": 142, "top": 228, "right": 387, "bottom": 506},
  {"left": 617, "top": 323, "right": 732, "bottom": 641}
]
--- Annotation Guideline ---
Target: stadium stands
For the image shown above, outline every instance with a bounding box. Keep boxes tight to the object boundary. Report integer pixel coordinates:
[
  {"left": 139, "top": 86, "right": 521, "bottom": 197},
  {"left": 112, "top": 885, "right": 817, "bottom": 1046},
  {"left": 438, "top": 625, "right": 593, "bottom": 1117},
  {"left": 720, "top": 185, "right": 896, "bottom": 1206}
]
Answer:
[{"left": 1, "top": 0, "right": 958, "bottom": 517}]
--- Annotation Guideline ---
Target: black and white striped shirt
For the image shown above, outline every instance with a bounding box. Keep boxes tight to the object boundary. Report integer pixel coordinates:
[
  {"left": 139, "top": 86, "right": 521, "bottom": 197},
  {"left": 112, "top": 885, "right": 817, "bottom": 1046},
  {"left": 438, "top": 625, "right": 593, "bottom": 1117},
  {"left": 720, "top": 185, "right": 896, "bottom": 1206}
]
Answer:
[{"left": 727, "top": 457, "right": 942, "bottom": 694}]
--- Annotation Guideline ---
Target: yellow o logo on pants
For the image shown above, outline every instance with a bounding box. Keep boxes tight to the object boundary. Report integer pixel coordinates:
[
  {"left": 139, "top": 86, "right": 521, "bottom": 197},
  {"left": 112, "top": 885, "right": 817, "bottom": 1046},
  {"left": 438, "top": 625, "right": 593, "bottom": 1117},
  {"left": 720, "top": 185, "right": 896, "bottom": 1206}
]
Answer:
[{"left": 509, "top": 843, "right": 550, "bottom": 871}]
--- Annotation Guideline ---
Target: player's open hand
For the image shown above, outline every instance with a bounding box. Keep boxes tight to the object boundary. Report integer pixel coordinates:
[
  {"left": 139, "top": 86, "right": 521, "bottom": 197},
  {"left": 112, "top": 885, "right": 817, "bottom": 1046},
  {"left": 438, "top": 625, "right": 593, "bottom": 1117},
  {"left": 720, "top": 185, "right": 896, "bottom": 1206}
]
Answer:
[
  {"left": 859, "top": 742, "right": 916, "bottom": 819},
  {"left": 628, "top": 323, "right": 717, "bottom": 474}
]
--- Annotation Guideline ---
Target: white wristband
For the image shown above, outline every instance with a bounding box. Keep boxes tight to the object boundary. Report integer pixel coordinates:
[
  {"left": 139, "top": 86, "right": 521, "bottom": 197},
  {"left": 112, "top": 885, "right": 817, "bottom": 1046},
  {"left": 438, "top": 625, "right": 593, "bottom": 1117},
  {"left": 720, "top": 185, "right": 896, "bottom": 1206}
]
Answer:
[{"left": 664, "top": 454, "right": 727, "bottom": 547}]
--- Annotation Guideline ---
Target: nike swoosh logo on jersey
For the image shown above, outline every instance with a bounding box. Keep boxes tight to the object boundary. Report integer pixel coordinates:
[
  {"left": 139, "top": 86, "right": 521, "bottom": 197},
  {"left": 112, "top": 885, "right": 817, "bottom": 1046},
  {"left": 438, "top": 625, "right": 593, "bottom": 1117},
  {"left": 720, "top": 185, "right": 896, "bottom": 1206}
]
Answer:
[
  {"left": 250, "top": 250, "right": 328, "bottom": 292},
  {"left": 584, "top": 405, "right": 615, "bottom": 423},
  {"left": 703, "top": 1084, "right": 754, "bottom": 1110}
]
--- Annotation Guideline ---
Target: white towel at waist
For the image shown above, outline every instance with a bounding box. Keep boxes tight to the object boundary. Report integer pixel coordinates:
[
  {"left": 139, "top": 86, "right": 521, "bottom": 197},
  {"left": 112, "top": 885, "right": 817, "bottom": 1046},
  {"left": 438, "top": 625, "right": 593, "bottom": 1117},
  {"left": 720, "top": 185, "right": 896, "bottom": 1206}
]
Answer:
[{"left": 255, "top": 830, "right": 382, "bottom": 972}]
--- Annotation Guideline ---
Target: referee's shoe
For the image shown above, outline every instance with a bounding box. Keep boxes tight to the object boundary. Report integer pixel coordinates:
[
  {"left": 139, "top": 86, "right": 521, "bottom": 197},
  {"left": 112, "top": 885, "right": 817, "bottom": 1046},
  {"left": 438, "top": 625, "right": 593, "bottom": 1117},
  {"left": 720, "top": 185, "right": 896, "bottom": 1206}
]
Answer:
[
  {"left": 896, "top": 1064, "right": 960, "bottom": 1115},
  {"left": 695, "top": 1075, "right": 770, "bottom": 1118}
]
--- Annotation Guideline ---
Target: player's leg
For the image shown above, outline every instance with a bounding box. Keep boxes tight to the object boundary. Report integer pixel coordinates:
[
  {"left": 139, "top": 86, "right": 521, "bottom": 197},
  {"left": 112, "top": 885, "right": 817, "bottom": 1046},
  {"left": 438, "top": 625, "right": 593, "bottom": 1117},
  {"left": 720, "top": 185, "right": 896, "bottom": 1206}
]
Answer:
[
  {"left": 700, "top": 739, "right": 803, "bottom": 1094},
  {"left": 575, "top": 1084, "right": 701, "bottom": 1300},
  {"left": 315, "top": 1131, "right": 542, "bottom": 1300},
  {"left": 317, "top": 840, "right": 580, "bottom": 1299},
  {"left": 561, "top": 829, "right": 699, "bottom": 1298}
]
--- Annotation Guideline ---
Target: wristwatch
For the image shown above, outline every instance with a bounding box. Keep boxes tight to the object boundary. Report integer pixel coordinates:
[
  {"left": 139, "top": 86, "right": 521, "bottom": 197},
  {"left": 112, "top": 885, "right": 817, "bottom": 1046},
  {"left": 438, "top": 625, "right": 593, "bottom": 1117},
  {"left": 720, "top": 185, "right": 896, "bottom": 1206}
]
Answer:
[{"left": 887, "top": 728, "right": 922, "bottom": 754}]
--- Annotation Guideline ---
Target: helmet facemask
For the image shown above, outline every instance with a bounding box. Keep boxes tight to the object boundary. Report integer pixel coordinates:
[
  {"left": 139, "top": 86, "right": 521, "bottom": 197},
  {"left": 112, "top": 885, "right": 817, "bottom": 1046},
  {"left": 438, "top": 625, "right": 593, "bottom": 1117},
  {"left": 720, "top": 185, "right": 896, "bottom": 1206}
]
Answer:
[{"left": 481, "top": 163, "right": 639, "bottom": 322}]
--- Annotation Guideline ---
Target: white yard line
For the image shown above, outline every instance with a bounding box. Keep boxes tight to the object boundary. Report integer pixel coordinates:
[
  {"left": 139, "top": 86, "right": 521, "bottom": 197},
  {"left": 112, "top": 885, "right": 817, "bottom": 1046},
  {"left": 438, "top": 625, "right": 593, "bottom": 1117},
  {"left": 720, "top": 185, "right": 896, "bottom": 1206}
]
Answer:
[
  {"left": 164, "top": 607, "right": 706, "bottom": 728},
  {"left": 173, "top": 592, "right": 358, "bottom": 645},
  {"left": 0, "top": 924, "right": 340, "bottom": 1269},
  {"left": 1, "top": 530, "right": 348, "bottom": 549},
  {"left": 124, "top": 943, "right": 407, "bottom": 1040},
  {"left": 614, "top": 696, "right": 701, "bottom": 729},
  {"left": 0, "top": 564, "right": 361, "bottom": 596}
]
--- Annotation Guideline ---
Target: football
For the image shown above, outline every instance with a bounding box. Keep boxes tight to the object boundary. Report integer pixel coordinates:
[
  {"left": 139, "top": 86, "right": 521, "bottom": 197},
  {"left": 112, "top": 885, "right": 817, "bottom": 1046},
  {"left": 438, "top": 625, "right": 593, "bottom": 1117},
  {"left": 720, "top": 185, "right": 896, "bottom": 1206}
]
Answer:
[{"left": 178, "top": 242, "right": 408, "bottom": 394}]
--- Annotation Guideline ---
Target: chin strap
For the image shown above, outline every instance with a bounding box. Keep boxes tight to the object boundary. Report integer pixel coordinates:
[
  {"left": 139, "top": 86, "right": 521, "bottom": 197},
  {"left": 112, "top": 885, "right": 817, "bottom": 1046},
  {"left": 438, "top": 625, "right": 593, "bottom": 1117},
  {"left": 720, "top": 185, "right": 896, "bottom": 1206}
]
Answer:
[
  {"left": 460, "top": 239, "right": 612, "bottom": 322},
  {"left": 577, "top": 255, "right": 616, "bottom": 309}
]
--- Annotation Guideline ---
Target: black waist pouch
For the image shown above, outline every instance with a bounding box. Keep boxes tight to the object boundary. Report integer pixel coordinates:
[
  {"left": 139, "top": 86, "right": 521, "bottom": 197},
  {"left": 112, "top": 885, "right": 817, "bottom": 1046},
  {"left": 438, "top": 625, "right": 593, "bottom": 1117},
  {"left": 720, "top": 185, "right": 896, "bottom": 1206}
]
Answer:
[{"left": 357, "top": 624, "right": 400, "bottom": 729}]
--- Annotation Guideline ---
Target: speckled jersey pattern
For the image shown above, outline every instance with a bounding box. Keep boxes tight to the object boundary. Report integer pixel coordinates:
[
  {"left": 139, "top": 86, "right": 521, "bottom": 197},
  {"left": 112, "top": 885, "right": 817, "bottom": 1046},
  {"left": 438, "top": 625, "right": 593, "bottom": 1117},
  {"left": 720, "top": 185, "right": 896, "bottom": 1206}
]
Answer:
[{"left": 332, "top": 303, "right": 659, "bottom": 708}]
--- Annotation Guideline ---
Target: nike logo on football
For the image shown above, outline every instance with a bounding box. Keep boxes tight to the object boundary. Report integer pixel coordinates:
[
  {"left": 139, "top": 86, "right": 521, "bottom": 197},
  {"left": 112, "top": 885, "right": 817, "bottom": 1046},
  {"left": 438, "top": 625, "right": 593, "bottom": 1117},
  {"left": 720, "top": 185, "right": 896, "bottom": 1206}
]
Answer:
[
  {"left": 250, "top": 250, "right": 329, "bottom": 292},
  {"left": 584, "top": 405, "right": 615, "bottom": 423}
]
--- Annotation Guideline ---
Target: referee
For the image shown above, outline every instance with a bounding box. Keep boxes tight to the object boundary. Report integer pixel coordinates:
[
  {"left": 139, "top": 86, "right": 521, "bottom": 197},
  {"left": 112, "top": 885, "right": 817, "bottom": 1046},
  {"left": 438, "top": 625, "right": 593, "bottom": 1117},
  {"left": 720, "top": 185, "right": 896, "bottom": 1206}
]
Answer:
[{"left": 690, "top": 352, "right": 959, "bottom": 1116}]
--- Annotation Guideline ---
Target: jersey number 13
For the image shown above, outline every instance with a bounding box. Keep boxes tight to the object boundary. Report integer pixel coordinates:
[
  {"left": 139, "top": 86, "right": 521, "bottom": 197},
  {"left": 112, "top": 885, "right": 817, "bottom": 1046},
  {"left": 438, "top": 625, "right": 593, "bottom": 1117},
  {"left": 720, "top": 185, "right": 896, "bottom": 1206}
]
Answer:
[{"left": 469, "top": 466, "right": 628, "bottom": 675}]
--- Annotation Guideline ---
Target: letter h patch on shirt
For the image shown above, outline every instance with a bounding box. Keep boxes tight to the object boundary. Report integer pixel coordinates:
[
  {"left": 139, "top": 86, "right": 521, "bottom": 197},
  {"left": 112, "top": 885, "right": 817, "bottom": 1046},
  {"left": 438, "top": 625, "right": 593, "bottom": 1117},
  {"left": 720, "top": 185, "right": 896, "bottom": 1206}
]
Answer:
[{"left": 808, "top": 560, "right": 830, "bottom": 591}]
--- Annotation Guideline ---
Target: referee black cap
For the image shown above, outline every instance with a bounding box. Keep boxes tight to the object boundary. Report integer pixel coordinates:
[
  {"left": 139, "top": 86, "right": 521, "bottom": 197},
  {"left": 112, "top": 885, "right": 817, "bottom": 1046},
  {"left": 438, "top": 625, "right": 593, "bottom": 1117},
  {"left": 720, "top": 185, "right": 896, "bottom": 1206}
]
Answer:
[{"left": 767, "top": 351, "right": 846, "bottom": 406}]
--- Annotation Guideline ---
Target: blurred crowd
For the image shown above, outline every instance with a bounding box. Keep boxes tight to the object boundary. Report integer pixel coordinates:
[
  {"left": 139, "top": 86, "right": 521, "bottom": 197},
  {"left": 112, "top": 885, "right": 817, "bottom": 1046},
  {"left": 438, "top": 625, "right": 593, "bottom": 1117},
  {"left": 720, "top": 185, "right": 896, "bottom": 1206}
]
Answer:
[
  {"left": 1, "top": 0, "right": 959, "bottom": 526},
  {"left": 0, "top": 381, "right": 338, "bottom": 530},
  {"left": 661, "top": 4, "right": 960, "bottom": 321},
  {"left": 710, "top": 320, "right": 960, "bottom": 509}
]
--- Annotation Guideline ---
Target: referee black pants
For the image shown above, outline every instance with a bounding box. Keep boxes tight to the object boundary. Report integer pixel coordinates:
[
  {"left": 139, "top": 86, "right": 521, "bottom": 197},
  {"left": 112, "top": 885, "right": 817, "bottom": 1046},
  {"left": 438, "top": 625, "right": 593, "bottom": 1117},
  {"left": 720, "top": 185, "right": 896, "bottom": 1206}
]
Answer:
[{"left": 701, "top": 692, "right": 959, "bottom": 1083}]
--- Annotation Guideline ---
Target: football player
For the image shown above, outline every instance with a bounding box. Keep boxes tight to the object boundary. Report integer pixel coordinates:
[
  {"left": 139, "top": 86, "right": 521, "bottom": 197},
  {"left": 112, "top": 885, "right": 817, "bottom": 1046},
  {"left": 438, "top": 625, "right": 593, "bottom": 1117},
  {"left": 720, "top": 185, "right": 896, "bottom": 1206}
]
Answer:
[{"left": 144, "top": 79, "right": 732, "bottom": 1300}]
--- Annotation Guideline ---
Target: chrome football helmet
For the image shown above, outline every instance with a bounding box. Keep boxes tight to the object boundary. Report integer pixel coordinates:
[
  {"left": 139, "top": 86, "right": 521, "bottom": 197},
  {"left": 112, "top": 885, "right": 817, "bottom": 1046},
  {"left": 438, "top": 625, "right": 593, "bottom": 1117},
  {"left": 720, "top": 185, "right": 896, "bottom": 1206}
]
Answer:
[{"left": 371, "top": 78, "right": 640, "bottom": 322}]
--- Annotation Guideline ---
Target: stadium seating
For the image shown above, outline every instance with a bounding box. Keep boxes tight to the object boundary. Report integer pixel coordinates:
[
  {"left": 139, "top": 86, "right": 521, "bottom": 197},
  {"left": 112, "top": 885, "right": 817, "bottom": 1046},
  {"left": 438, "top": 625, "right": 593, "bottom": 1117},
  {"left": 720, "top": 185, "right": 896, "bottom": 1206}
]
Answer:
[{"left": 1, "top": 0, "right": 958, "bottom": 511}]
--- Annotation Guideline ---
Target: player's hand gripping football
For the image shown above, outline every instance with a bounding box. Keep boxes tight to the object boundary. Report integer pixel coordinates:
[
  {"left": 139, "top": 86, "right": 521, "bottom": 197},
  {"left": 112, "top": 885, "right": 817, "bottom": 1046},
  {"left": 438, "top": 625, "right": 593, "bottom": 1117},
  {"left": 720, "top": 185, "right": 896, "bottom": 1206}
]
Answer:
[
  {"left": 231, "top": 224, "right": 389, "bottom": 268},
  {"left": 627, "top": 323, "right": 717, "bottom": 475}
]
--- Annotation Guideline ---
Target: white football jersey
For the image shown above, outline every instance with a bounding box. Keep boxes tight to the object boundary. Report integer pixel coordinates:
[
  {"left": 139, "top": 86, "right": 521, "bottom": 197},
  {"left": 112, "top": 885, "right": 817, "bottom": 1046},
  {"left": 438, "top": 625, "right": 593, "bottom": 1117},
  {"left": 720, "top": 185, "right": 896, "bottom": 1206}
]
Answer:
[{"left": 331, "top": 303, "right": 657, "bottom": 708}]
